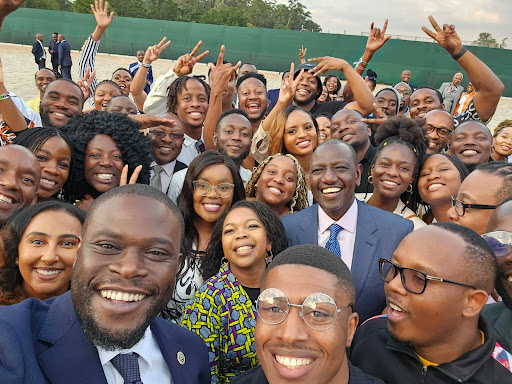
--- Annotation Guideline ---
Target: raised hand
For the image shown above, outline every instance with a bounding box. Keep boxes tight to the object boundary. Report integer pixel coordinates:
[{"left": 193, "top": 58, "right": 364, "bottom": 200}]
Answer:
[
  {"left": 90, "top": 0, "right": 114, "bottom": 30},
  {"left": 130, "top": 114, "right": 177, "bottom": 131},
  {"left": 361, "top": 103, "right": 388, "bottom": 125},
  {"left": 144, "top": 37, "right": 171, "bottom": 64},
  {"left": 119, "top": 164, "right": 142, "bottom": 186},
  {"left": 308, "top": 56, "right": 349, "bottom": 76},
  {"left": 0, "top": 57, "right": 5, "bottom": 85},
  {"left": 366, "top": 19, "right": 391, "bottom": 53},
  {"left": 299, "top": 45, "right": 307, "bottom": 64},
  {"left": 278, "top": 62, "right": 304, "bottom": 104},
  {"left": 173, "top": 40, "right": 209, "bottom": 77},
  {"left": 208, "top": 45, "right": 241, "bottom": 93},
  {"left": 422, "top": 15, "right": 463, "bottom": 57},
  {"left": 76, "top": 65, "right": 96, "bottom": 101},
  {"left": 0, "top": 0, "right": 25, "bottom": 30}
]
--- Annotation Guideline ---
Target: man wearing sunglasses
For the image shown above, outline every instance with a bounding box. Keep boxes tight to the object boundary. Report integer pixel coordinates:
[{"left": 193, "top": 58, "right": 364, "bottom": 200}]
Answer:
[
  {"left": 350, "top": 223, "right": 512, "bottom": 382},
  {"left": 233, "top": 245, "right": 383, "bottom": 384},
  {"left": 483, "top": 197, "right": 512, "bottom": 352},
  {"left": 448, "top": 162, "right": 512, "bottom": 234}
]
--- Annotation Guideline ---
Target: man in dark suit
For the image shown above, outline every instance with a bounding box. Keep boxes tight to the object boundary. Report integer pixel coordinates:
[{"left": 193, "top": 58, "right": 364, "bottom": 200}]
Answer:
[
  {"left": 57, "top": 34, "right": 72, "bottom": 79},
  {"left": 48, "top": 32, "right": 59, "bottom": 72},
  {"left": 31, "top": 33, "right": 46, "bottom": 69},
  {"left": 282, "top": 140, "right": 413, "bottom": 322},
  {"left": 148, "top": 112, "right": 187, "bottom": 194},
  {"left": 0, "top": 185, "right": 210, "bottom": 384}
]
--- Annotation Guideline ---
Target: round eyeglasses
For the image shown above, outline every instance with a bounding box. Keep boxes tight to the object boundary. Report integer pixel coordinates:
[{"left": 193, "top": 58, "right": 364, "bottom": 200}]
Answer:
[
  {"left": 256, "top": 288, "right": 353, "bottom": 330},
  {"left": 193, "top": 181, "right": 235, "bottom": 198},
  {"left": 482, "top": 231, "right": 512, "bottom": 258}
]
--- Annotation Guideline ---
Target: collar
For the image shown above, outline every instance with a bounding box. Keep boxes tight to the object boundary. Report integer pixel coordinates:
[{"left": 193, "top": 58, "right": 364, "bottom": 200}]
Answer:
[
  {"left": 151, "top": 160, "right": 176, "bottom": 175},
  {"left": 96, "top": 326, "right": 157, "bottom": 370},
  {"left": 318, "top": 199, "right": 358, "bottom": 235},
  {"left": 361, "top": 144, "right": 377, "bottom": 164},
  {"left": 386, "top": 317, "right": 496, "bottom": 382},
  {"left": 183, "top": 132, "right": 203, "bottom": 147}
]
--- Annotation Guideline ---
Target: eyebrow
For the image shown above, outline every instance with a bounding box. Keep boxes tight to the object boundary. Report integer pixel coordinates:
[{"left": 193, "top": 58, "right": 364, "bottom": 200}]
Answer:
[
  {"left": 380, "top": 157, "right": 412, "bottom": 165},
  {"left": 196, "top": 177, "right": 233, "bottom": 183},
  {"left": 393, "top": 258, "right": 438, "bottom": 276},
  {"left": 93, "top": 230, "right": 176, "bottom": 248},
  {"left": 25, "top": 232, "right": 80, "bottom": 239},
  {"left": 224, "top": 218, "right": 261, "bottom": 227},
  {"left": 37, "top": 148, "right": 71, "bottom": 161},
  {"left": 458, "top": 191, "right": 476, "bottom": 203}
]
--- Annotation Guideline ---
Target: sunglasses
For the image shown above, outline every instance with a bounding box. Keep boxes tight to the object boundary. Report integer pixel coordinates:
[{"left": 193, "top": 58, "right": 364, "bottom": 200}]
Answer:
[{"left": 482, "top": 231, "right": 512, "bottom": 258}]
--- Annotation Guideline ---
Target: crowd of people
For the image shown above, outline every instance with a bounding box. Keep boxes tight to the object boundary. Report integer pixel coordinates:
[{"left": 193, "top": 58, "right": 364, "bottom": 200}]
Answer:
[{"left": 0, "top": 1, "right": 512, "bottom": 383}]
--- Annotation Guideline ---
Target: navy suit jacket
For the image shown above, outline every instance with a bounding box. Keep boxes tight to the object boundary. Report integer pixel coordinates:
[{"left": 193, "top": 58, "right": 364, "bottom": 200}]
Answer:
[
  {"left": 57, "top": 40, "right": 72, "bottom": 67},
  {"left": 31, "top": 41, "right": 44, "bottom": 63},
  {"left": 0, "top": 292, "right": 210, "bottom": 384},
  {"left": 49, "top": 40, "right": 59, "bottom": 58},
  {"left": 282, "top": 200, "right": 414, "bottom": 322}
]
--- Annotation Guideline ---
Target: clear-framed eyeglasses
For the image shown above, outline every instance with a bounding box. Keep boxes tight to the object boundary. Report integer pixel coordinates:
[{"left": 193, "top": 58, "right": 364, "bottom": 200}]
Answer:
[{"left": 256, "top": 288, "right": 353, "bottom": 331}]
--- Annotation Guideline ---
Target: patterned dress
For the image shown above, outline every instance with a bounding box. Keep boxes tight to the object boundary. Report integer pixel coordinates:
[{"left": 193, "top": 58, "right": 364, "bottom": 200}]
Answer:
[{"left": 180, "top": 263, "right": 258, "bottom": 383}]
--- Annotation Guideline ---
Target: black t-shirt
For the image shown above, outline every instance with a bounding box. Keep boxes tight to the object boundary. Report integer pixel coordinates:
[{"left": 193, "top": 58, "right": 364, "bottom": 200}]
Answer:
[
  {"left": 356, "top": 144, "right": 377, "bottom": 194},
  {"left": 310, "top": 100, "right": 348, "bottom": 115},
  {"left": 242, "top": 286, "right": 260, "bottom": 305}
]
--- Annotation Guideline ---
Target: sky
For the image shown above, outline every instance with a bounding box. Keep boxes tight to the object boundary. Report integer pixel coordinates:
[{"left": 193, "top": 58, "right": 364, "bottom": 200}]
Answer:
[{"left": 278, "top": 0, "right": 510, "bottom": 46}]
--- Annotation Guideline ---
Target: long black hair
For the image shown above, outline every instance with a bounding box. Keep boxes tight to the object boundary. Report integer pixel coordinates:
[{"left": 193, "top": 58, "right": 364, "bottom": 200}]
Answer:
[
  {"left": 0, "top": 201, "right": 86, "bottom": 305},
  {"left": 201, "top": 200, "right": 288, "bottom": 281}
]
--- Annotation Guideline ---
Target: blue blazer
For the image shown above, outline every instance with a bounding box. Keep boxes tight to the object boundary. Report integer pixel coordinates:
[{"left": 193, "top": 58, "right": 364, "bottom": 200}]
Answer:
[
  {"left": 58, "top": 40, "right": 72, "bottom": 67},
  {"left": 0, "top": 291, "right": 210, "bottom": 384},
  {"left": 282, "top": 200, "right": 414, "bottom": 322}
]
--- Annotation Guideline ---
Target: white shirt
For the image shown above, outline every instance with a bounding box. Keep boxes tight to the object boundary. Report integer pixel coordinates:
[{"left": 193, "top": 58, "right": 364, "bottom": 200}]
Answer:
[
  {"left": 176, "top": 133, "right": 203, "bottom": 166},
  {"left": 150, "top": 160, "right": 176, "bottom": 194},
  {"left": 39, "top": 40, "right": 46, "bottom": 59},
  {"left": 317, "top": 199, "right": 358, "bottom": 269},
  {"left": 168, "top": 166, "right": 251, "bottom": 204},
  {"left": 96, "top": 327, "right": 172, "bottom": 384}
]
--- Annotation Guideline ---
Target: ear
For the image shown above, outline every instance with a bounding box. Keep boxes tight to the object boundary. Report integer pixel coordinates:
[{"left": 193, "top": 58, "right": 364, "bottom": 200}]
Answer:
[
  {"left": 355, "top": 163, "right": 363, "bottom": 187},
  {"left": 345, "top": 312, "right": 359, "bottom": 348},
  {"left": 266, "top": 241, "right": 272, "bottom": 253},
  {"left": 461, "top": 289, "right": 488, "bottom": 318},
  {"left": 213, "top": 133, "right": 218, "bottom": 146}
]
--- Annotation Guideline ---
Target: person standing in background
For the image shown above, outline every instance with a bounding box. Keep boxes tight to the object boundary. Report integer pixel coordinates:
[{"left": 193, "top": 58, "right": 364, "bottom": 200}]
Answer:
[
  {"left": 129, "top": 50, "right": 153, "bottom": 94},
  {"left": 48, "top": 32, "right": 59, "bottom": 73},
  {"left": 31, "top": 33, "right": 46, "bottom": 70},
  {"left": 58, "top": 34, "right": 72, "bottom": 80}
]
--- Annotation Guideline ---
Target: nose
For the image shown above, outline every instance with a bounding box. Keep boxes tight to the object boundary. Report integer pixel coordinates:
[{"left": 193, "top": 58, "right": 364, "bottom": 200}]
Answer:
[
  {"left": 386, "top": 164, "right": 399, "bottom": 176},
  {"left": 0, "top": 170, "right": 18, "bottom": 191},
  {"left": 44, "top": 160, "right": 59, "bottom": 176},
  {"left": 40, "top": 245, "right": 59, "bottom": 264},
  {"left": 160, "top": 133, "right": 172, "bottom": 143},
  {"left": 53, "top": 97, "right": 67, "bottom": 110},
  {"left": 109, "top": 248, "right": 149, "bottom": 279},
  {"left": 273, "top": 172, "right": 285, "bottom": 185},
  {"left": 206, "top": 185, "right": 218, "bottom": 198},
  {"left": 275, "top": 305, "right": 309, "bottom": 344},
  {"left": 322, "top": 166, "right": 337, "bottom": 184},
  {"left": 231, "top": 130, "right": 241, "bottom": 141},
  {"left": 297, "top": 127, "right": 307, "bottom": 139},
  {"left": 99, "top": 154, "right": 113, "bottom": 166},
  {"left": 386, "top": 268, "right": 408, "bottom": 296},
  {"left": 447, "top": 205, "right": 459, "bottom": 223}
]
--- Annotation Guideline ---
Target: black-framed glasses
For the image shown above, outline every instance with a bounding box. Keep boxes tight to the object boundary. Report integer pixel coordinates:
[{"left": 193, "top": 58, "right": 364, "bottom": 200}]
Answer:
[
  {"left": 482, "top": 231, "right": 512, "bottom": 258},
  {"left": 256, "top": 288, "right": 353, "bottom": 330},
  {"left": 425, "top": 124, "right": 452, "bottom": 138},
  {"left": 378, "top": 258, "right": 476, "bottom": 294},
  {"left": 193, "top": 181, "right": 235, "bottom": 198},
  {"left": 451, "top": 196, "right": 497, "bottom": 217}
]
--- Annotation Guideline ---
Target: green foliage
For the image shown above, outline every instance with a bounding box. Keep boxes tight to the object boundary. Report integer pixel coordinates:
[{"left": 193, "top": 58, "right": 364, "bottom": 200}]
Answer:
[
  {"left": 472, "top": 32, "right": 508, "bottom": 49},
  {"left": 29, "top": 0, "right": 322, "bottom": 32}
]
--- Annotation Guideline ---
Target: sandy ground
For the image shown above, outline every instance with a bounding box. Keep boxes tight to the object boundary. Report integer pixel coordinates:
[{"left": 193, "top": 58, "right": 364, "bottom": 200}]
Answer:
[{"left": 1, "top": 42, "right": 510, "bottom": 130}]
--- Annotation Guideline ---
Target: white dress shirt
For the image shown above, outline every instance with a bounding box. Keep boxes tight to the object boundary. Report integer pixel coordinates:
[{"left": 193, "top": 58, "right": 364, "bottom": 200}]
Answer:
[
  {"left": 317, "top": 199, "right": 358, "bottom": 269},
  {"left": 39, "top": 40, "right": 46, "bottom": 59},
  {"left": 96, "top": 327, "right": 172, "bottom": 384},
  {"left": 150, "top": 160, "right": 176, "bottom": 194},
  {"left": 176, "top": 133, "right": 203, "bottom": 166}
]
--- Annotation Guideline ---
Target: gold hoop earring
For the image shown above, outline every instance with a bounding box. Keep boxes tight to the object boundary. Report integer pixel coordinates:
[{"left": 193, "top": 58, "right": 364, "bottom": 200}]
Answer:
[
  {"left": 368, "top": 175, "right": 373, "bottom": 184},
  {"left": 406, "top": 184, "right": 413, "bottom": 193}
]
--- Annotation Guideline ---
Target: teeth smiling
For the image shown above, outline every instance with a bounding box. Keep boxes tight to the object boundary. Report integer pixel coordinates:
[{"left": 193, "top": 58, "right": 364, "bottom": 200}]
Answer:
[
  {"left": 236, "top": 245, "right": 253, "bottom": 252},
  {"left": 204, "top": 203, "right": 221, "bottom": 210},
  {"left": 189, "top": 112, "right": 202, "bottom": 117},
  {"left": 100, "top": 289, "right": 146, "bottom": 302},
  {"left": 322, "top": 187, "right": 341, "bottom": 194},
  {"left": 427, "top": 183, "right": 444, "bottom": 190},
  {"left": 0, "top": 194, "right": 13, "bottom": 204},
  {"left": 275, "top": 355, "right": 313, "bottom": 370},
  {"left": 36, "top": 269, "right": 61, "bottom": 276},
  {"left": 97, "top": 173, "right": 114, "bottom": 180},
  {"left": 268, "top": 187, "right": 282, "bottom": 195},
  {"left": 41, "top": 178, "right": 57, "bottom": 186},
  {"left": 507, "top": 276, "right": 512, "bottom": 283},
  {"left": 389, "top": 303, "right": 404, "bottom": 312},
  {"left": 382, "top": 180, "right": 399, "bottom": 186},
  {"left": 159, "top": 147, "right": 172, "bottom": 152},
  {"left": 53, "top": 112, "right": 66, "bottom": 117},
  {"left": 462, "top": 149, "right": 477, "bottom": 155}
]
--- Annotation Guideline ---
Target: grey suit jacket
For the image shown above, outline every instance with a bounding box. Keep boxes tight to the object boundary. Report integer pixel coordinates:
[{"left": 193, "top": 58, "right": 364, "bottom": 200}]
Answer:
[
  {"left": 439, "top": 82, "right": 464, "bottom": 115},
  {"left": 281, "top": 200, "right": 414, "bottom": 322}
]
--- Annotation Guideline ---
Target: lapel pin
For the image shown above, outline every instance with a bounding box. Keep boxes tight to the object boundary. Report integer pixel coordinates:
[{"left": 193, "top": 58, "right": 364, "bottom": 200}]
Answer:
[{"left": 177, "top": 351, "right": 186, "bottom": 365}]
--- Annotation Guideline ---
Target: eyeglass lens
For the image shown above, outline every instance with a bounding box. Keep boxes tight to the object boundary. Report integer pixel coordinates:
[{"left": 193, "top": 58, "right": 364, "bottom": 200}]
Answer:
[{"left": 380, "top": 260, "right": 426, "bottom": 294}]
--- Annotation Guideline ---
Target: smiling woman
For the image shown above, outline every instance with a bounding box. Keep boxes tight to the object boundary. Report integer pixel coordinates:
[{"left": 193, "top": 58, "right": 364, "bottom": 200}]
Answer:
[
  {"left": 181, "top": 200, "right": 288, "bottom": 383},
  {"left": 0, "top": 201, "right": 85, "bottom": 305}
]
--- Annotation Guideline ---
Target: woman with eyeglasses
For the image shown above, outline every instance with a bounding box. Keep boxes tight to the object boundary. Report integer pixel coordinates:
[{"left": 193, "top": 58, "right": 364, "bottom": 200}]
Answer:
[
  {"left": 365, "top": 116, "right": 428, "bottom": 230},
  {"left": 418, "top": 154, "right": 469, "bottom": 224},
  {"left": 181, "top": 201, "right": 287, "bottom": 383},
  {"left": 162, "top": 151, "right": 245, "bottom": 322}
]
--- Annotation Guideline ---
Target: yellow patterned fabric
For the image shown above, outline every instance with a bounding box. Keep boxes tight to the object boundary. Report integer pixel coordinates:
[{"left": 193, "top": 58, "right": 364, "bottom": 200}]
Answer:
[{"left": 180, "top": 263, "right": 258, "bottom": 383}]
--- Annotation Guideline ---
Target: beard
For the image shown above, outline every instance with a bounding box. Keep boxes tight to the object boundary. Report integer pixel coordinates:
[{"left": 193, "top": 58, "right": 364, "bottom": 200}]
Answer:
[
  {"left": 388, "top": 327, "right": 413, "bottom": 347},
  {"left": 293, "top": 92, "right": 318, "bottom": 107},
  {"left": 71, "top": 270, "right": 173, "bottom": 351},
  {"left": 218, "top": 146, "right": 250, "bottom": 167},
  {"left": 496, "top": 278, "right": 512, "bottom": 310},
  {"left": 39, "top": 107, "right": 56, "bottom": 128}
]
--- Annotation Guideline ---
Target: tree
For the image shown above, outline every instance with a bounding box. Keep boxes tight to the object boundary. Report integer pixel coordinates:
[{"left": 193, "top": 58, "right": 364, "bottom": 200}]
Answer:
[
  {"left": 22, "top": 0, "right": 66, "bottom": 11},
  {"left": 472, "top": 32, "right": 507, "bottom": 49}
]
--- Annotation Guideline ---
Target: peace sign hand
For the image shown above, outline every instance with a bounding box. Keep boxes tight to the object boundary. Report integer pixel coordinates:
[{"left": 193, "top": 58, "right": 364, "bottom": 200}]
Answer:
[
  {"left": 299, "top": 45, "right": 307, "bottom": 63},
  {"left": 119, "top": 164, "right": 142, "bottom": 186},
  {"left": 144, "top": 37, "right": 171, "bottom": 65},
  {"left": 361, "top": 103, "right": 388, "bottom": 126},
  {"left": 208, "top": 45, "right": 241, "bottom": 93},
  {"left": 422, "top": 15, "right": 463, "bottom": 57},
  {"left": 278, "top": 62, "right": 304, "bottom": 105},
  {"left": 173, "top": 40, "right": 210, "bottom": 77},
  {"left": 76, "top": 65, "right": 96, "bottom": 101}
]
